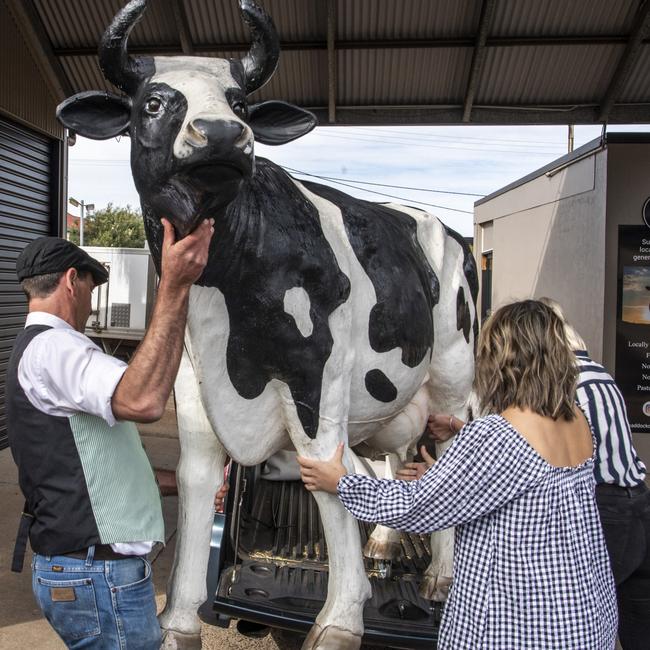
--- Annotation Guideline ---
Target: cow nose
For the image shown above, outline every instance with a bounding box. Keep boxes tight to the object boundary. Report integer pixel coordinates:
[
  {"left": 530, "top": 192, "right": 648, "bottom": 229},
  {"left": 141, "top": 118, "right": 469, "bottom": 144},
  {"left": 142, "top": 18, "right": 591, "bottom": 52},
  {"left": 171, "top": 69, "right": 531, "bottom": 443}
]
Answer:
[{"left": 186, "top": 119, "right": 245, "bottom": 149}]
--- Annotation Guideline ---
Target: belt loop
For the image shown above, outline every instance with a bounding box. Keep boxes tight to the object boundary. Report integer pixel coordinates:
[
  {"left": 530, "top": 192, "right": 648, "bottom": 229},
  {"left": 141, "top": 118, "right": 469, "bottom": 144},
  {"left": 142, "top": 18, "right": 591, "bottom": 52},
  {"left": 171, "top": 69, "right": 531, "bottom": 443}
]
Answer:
[
  {"left": 625, "top": 487, "right": 633, "bottom": 498},
  {"left": 85, "top": 545, "right": 96, "bottom": 566}
]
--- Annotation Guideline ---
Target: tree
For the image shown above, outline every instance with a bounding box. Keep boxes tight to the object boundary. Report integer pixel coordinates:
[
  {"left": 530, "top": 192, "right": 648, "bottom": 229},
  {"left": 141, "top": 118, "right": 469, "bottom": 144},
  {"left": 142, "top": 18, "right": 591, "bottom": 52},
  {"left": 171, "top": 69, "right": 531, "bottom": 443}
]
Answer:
[{"left": 68, "top": 204, "right": 145, "bottom": 248}]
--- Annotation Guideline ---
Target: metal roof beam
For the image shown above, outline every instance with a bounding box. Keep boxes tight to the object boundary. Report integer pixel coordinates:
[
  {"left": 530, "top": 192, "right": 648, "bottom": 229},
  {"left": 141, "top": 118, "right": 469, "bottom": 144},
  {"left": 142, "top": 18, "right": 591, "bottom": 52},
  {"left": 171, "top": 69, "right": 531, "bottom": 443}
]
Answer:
[
  {"left": 52, "top": 34, "right": 649, "bottom": 57},
  {"left": 5, "top": 0, "right": 73, "bottom": 102},
  {"left": 327, "top": 0, "right": 336, "bottom": 124},
  {"left": 165, "top": 0, "right": 194, "bottom": 55},
  {"left": 309, "top": 104, "right": 650, "bottom": 126},
  {"left": 462, "top": 0, "right": 496, "bottom": 123},
  {"left": 598, "top": 0, "right": 650, "bottom": 123}
]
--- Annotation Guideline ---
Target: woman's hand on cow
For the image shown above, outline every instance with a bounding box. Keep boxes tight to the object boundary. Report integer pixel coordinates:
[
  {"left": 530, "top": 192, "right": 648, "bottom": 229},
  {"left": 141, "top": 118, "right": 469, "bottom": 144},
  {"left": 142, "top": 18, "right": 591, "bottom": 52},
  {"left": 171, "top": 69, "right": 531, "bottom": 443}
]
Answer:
[
  {"left": 297, "top": 443, "right": 347, "bottom": 494},
  {"left": 395, "top": 446, "right": 435, "bottom": 481},
  {"left": 428, "top": 413, "right": 465, "bottom": 442},
  {"left": 160, "top": 217, "right": 214, "bottom": 289}
]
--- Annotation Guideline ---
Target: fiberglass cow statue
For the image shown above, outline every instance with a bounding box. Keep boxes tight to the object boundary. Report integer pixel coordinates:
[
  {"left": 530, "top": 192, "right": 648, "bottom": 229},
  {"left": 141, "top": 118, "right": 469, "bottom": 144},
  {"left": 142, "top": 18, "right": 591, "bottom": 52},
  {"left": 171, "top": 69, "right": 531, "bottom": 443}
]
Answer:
[{"left": 57, "top": 1, "right": 478, "bottom": 648}]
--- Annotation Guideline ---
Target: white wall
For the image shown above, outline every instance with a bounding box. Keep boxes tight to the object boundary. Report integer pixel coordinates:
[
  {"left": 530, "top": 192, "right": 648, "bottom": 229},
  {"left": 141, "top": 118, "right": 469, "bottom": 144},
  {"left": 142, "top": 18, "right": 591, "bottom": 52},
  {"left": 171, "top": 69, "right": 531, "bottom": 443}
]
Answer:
[{"left": 475, "top": 150, "right": 607, "bottom": 360}]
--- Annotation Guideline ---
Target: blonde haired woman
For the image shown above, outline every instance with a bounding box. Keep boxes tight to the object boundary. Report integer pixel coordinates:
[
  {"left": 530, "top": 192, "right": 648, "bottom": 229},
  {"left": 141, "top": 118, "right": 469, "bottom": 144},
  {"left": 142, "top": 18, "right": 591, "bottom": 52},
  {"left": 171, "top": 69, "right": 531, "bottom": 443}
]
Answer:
[{"left": 298, "top": 300, "right": 617, "bottom": 649}]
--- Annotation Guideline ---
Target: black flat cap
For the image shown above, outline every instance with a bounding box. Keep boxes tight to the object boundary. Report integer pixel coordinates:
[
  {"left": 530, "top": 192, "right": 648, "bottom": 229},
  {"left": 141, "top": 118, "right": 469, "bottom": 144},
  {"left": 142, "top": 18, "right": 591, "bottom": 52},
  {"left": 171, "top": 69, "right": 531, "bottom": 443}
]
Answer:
[{"left": 16, "top": 237, "right": 109, "bottom": 285}]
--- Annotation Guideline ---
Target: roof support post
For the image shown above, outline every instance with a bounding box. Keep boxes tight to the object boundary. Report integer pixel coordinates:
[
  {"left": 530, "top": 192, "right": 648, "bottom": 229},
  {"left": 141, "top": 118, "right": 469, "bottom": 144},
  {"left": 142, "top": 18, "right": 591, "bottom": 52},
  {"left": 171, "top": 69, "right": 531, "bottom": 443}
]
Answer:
[
  {"left": 462, "top": 0, "right": 497, "bottom": 122},
  {"left": 598, "top": 0, "right": 650, "bottom": 123},
  {"left": 166, "top": 0, "right": 195, "bottom": 55},
  {"left": 327, "top": 0, "right": 337, "bottom": 124}
]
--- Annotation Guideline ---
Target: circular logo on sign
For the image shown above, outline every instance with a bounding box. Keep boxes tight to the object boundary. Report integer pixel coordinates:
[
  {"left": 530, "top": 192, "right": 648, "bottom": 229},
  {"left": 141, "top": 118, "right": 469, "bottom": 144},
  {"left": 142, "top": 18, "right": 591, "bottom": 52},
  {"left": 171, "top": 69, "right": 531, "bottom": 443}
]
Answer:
[
  {"left": 643, "top": 198, "right": 650, "bottom": 228},
  {"left": 643, "top": 401, "right": 650, "bottom": 417}
]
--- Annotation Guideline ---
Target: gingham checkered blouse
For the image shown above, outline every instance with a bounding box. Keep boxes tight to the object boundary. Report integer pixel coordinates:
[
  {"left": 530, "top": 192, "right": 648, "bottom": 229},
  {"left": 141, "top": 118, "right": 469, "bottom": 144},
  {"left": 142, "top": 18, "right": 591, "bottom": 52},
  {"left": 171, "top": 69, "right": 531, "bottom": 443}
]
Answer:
[{"left": 338, "top": 414, "right": 618, "bottom": 650}]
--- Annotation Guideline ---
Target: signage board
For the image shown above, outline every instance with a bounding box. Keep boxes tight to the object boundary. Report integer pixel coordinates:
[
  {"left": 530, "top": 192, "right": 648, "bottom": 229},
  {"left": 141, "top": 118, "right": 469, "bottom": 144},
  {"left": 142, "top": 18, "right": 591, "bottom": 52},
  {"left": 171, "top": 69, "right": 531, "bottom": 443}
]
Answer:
[{"left": 616, "top": 225, "right": 650, "bottom": 433}]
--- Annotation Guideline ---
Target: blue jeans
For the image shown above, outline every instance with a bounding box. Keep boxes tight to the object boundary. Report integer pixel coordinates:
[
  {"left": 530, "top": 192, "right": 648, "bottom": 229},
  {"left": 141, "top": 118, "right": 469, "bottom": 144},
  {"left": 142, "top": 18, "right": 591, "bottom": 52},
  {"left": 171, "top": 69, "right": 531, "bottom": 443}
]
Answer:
[{"left": 32, "top": 547, "right": 161, "bottom": 649}]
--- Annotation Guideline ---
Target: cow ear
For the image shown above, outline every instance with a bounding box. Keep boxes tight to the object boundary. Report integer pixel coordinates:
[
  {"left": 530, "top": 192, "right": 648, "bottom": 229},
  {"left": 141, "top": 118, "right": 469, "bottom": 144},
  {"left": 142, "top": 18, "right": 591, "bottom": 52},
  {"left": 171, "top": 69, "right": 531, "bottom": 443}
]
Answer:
[
  {"left": 248, "top": 101, "right": 316, "bottom": 145},
  {"left": 57, "top": 91, "right": 132, "bottom": 140}
]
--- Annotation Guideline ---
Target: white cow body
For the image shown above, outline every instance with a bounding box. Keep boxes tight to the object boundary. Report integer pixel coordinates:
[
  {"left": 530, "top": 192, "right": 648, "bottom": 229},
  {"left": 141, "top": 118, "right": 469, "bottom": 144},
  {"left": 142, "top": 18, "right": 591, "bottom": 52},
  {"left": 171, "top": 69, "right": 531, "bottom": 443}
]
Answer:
[
  {"left": 54, "top": 3, "right": 477, "bottom": 646},
  {"left": 160, "top": 178, "right": 477, "bottom": 649}
]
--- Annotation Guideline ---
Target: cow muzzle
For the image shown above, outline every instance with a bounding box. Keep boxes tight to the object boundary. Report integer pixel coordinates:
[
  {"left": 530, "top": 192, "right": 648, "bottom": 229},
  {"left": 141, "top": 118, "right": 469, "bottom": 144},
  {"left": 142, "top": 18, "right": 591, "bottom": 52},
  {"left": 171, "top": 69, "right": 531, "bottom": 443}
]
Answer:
[{"left": 181, "top": 118, "right": 250, "bottom": 154}]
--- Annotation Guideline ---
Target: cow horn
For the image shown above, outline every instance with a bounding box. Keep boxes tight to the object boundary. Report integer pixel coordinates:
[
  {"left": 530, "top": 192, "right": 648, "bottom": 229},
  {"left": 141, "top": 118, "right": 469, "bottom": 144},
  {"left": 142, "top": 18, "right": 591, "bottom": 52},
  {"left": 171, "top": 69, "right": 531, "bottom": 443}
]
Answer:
[
  {"left": 239, "top": 0, "right": 280, "bottom": 95},
  {"left": 98, "top": 0, "right": 148, "bottom": 95}
]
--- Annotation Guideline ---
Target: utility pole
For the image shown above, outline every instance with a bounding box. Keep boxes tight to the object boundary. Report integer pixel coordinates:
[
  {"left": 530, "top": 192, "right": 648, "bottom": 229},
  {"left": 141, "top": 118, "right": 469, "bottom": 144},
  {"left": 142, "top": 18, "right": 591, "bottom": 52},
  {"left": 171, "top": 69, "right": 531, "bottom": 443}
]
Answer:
[{"left": 567, "top": 124, "right": 575, "bottom": 153}]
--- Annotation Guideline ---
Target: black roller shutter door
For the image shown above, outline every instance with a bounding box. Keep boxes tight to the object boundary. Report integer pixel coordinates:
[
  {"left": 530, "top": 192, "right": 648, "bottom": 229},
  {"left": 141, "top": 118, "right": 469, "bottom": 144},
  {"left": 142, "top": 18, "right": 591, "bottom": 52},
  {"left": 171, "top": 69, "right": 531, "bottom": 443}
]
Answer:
[{"left": 0, "top": 117, "right": 58, "bottom": 450}]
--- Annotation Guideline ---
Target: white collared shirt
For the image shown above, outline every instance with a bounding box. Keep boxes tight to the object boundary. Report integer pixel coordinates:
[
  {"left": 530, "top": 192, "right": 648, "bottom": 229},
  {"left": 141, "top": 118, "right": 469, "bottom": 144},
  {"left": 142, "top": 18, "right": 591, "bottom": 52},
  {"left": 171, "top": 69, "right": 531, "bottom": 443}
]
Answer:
[
  {"left": 18, "top": 312, "right": 154, "bottom": 556},
  {"left": 18, "top": 312, "right": 127, "bottom": 426}
]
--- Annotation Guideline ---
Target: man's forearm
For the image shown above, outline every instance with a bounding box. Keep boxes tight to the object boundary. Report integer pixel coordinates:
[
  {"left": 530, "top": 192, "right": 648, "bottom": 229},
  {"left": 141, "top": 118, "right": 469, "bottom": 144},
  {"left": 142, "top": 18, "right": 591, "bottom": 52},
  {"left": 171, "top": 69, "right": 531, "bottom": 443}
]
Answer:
[{"left": 111, "top": 280, "right": 190, "bottom": 422}]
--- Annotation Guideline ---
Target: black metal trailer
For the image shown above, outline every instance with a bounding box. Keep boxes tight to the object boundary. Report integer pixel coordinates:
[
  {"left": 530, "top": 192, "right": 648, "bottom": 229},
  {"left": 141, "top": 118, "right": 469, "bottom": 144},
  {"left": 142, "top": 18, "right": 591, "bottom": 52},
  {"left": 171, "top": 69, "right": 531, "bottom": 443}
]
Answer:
[{"left": 200, "top": 462, "right": 441, "bottom": 649}]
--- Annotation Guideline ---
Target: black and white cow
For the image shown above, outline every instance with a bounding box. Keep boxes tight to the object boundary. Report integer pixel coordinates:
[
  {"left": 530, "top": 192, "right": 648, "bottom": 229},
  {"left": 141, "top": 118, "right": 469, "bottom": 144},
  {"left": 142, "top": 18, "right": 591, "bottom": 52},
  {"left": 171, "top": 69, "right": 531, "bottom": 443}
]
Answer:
[{"left": 57, "top": 1, "right": 478, "bottom": 648}]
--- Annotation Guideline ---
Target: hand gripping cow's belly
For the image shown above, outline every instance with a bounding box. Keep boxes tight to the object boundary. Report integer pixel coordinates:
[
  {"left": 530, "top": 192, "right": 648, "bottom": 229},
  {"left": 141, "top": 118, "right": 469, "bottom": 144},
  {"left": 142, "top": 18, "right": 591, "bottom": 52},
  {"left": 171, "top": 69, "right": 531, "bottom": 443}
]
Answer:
[{"left": 180, "top": 161, "right": 476, "bottom": 465}]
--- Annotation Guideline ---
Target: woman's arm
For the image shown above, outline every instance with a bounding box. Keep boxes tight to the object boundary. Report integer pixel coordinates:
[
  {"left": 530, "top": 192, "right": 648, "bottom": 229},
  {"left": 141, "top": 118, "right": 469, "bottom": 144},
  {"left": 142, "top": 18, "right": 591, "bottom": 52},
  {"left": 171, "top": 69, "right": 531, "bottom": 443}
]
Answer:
[{"left": 299, "top": 417, "right": 550, "bottom": 534}]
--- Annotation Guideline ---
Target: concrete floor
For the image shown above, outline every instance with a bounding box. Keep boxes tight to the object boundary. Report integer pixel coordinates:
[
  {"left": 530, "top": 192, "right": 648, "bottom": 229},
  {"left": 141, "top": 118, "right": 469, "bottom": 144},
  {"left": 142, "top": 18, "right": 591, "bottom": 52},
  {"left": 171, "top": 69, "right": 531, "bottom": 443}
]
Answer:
[{"left": 0, "top": 399, "right": 286, "bottom": 650}]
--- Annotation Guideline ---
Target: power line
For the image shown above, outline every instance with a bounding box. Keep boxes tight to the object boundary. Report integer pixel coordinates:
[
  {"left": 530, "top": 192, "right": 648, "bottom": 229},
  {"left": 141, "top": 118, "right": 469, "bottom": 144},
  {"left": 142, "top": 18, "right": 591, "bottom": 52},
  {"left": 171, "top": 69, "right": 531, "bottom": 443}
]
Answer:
[
  {"left": 289, "top": 170, "right": 473, "bottom": 214},
  {"left": 313, "top": 131, "right": 562, "bottom": 155},
  {"left": 283, "top": 166, "right": 483, "bottom": 197},
  {"left": 342, "top": 126, "right": 567, "bottom": 147}
]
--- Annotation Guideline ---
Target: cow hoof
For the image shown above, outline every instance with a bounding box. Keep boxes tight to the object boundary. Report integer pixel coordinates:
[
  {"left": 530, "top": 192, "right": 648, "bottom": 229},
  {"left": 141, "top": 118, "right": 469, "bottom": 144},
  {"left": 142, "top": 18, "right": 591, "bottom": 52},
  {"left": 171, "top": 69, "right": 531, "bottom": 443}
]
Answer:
[
  {"left": 363, "top": 538, "right": 401, "bottom": 561},
  {"left": 160, "top": 629, "right": 202, "bottom": 650},
  {"left": 301, "top": 624, "right": 362, "bottom": 650},
  {"left": 419, "top": 575, "right": 452, "bottom": 602}
]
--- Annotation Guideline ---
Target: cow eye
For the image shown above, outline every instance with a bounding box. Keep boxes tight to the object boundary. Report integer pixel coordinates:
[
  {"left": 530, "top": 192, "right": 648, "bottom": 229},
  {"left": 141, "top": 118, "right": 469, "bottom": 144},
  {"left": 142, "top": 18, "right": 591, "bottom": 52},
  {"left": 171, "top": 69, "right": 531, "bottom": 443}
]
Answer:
[
  {"left": 232, "top": 101, "right": 247, "bottom": 118},
  {"left": 144, "top": 97, "right": 163, "bottom": 115}
]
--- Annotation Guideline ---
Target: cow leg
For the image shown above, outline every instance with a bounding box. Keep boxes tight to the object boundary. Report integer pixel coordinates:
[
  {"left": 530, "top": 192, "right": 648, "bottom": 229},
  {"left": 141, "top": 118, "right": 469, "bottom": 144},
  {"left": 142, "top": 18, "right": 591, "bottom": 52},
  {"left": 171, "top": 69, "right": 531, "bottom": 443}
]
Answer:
[
  {"left": 364, "top": 523, "right": 403, "bottom": 561},
  {"left": 300, "top": 487, "right": 371, "bottom": 650},
  {"left": 159, "top": 349, "right": 227, "bottom": 650},
  {"left": 419, "top": 436, "right": 455, "bottom": 601},
  {"left": 288, "top": 417, "right": 370, "bottom": 647},
  {"left": 419, "top": 388, "right": 471, "bottom": 601},
  {"left": 356, "top": 388, "right": 430, "bottom": 563},
  {"left": 362, "top": 453, "right": 405, "bottom": 561}
]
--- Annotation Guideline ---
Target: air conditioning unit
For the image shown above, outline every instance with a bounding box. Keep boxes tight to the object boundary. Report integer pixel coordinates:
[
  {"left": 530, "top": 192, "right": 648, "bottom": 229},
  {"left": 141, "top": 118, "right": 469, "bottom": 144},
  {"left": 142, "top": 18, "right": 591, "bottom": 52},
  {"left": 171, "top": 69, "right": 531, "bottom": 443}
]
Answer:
[{"left": 81, "top": 246, "right": 156, "bottom": 342}]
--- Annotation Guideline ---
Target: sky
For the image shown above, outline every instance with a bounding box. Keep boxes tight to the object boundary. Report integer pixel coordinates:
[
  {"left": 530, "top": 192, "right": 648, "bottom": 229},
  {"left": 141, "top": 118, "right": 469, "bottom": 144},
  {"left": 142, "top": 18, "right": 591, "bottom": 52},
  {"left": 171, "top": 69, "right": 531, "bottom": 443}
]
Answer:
[{"left": 67, "top": 123, "right": 650, "bottom": 237}]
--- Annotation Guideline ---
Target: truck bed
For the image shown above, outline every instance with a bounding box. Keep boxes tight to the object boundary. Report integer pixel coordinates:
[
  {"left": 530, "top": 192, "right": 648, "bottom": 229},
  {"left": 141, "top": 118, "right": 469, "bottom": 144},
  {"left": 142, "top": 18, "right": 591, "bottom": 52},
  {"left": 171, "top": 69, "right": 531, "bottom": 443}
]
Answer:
[{"left": 203, "top": 472, "right": 441, "bottom": 649}]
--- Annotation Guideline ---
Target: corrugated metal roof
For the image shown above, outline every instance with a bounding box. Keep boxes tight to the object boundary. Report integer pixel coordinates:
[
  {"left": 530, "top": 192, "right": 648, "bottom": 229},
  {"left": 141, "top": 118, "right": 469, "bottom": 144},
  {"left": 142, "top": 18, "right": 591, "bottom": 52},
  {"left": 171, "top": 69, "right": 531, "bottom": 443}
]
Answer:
[
  {"left": 491, "top": 0, "right": 636, "bottom": 36},
  {"left": 338, "top": 0, "right": 480, "bottom": 40},
  {"left": 18, "top": 0, "right": 650, "bottom": 125},
  {"left": 339, "top": 48, "right": 471, "bottom": 106},
  {"left": 478, "top": 45, "right": 622, "bottom": 105},
  {"left": 186, "top": 0, "right": 325, "bottom": 46},
  {"left": 621, "top": 45, "right": 650, "bottom": 101}
]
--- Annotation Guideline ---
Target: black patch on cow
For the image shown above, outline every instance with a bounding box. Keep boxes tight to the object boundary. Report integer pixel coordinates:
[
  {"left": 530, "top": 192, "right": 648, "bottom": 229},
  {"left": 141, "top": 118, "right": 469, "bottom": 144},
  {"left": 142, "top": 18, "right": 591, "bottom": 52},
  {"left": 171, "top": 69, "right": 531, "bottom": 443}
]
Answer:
[
  {"left": 365, "top": 369, "right": 398, "bottom": 403},
  {"left": 144, "top": 159, "right": 350, "bottom": 439},
  {"left": 456, "top": 286, "right": 471, "bottom": 343},
  {"left": 302, "top": 182, "right": 439, "bottom": 368},
  {"left": 444, "top": 225, "right": 479, "bottom": 347}
]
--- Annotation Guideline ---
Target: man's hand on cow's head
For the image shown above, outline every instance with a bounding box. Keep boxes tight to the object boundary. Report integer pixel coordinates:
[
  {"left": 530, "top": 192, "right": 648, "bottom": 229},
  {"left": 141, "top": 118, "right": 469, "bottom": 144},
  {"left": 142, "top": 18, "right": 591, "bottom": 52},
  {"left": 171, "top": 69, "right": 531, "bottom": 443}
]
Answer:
[
  {"left": 160, "top": 217, "right": 214, "bottom": 290},
  {"left": 297, "top": 443, "right": 347, "bottom": 494}
]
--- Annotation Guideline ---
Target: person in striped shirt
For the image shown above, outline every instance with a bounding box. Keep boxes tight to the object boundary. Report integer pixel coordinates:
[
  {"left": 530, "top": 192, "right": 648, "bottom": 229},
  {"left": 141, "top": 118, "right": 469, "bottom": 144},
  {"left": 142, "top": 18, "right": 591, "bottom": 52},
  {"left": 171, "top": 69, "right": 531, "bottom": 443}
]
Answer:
[{"left": 539, "top": 297, "right": 649, "bottom": 650}]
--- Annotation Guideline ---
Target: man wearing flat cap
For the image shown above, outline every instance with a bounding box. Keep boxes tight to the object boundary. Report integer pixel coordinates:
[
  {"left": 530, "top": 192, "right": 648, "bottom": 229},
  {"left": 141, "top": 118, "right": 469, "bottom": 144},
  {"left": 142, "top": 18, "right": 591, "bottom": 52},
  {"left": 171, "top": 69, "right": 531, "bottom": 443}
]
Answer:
[{"left": 6, "top": 218, "right": 213, "bottom": 649}]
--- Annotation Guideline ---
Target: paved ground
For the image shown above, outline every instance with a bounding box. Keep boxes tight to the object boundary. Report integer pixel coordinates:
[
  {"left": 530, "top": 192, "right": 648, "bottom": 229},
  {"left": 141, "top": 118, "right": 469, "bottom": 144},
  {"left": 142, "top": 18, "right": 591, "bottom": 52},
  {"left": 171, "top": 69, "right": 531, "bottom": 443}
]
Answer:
[{"left": 0, "top": 398, "right": 288, "bottom": 650}]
